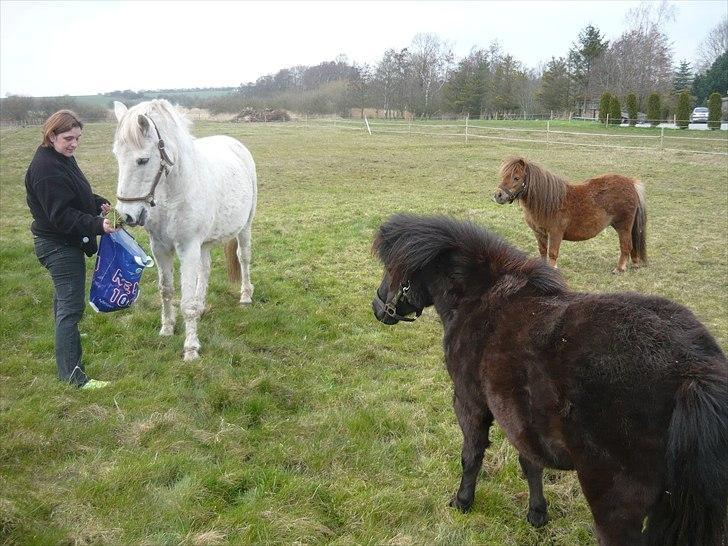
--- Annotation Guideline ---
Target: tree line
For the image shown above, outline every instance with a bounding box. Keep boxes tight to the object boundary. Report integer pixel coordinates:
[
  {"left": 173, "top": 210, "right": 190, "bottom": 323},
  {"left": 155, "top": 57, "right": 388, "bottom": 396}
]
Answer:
[
  {"left": 2, "top": 5, "right": 726, "bottom": 124},
  {"left": 204, "top": 5, "right": 726, "bottom": 120}
]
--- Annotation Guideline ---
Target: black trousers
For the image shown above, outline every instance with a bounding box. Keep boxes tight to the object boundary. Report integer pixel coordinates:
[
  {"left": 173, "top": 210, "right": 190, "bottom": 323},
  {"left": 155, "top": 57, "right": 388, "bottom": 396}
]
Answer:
[{"left": 34, "top": 237, "right": 89, "bottom": 387}]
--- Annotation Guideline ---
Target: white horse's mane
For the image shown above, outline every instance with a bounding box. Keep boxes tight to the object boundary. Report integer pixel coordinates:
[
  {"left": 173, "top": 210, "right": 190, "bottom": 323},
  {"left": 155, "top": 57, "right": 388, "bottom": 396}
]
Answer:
[{"left": 114, "top": 99, "right": 193, "bottom": 151}]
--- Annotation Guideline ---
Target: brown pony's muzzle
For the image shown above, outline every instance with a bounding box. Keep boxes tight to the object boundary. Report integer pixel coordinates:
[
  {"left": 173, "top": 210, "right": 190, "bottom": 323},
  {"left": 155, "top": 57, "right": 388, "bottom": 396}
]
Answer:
[{"left": 493, "top": 187, "right": 511, "bottom": 204}]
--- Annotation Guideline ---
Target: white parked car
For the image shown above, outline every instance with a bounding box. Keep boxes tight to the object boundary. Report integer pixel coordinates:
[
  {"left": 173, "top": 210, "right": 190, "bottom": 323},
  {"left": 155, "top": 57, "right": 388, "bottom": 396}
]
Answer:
[{"left": 690, "top": 107, "right": 709, "bottom": 123}]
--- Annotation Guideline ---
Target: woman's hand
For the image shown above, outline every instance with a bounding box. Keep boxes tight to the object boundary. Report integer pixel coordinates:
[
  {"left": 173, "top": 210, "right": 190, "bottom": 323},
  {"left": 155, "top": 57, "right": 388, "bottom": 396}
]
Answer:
[
  {"left": 100, "top": 203, "right": 111, "bottom": 215},
  {"left": 102, "top": 218, "right": 119, "bottom": 234}
]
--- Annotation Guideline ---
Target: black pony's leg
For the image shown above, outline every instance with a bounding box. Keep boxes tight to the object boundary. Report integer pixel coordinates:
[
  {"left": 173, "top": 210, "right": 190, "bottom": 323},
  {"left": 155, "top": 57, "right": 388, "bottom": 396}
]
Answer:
[
  {"left": 519, "top": 454, "right": 549, "bottom": 527},
  {"left": 449, "top": 393, "right": 494, "bottom": 512}
]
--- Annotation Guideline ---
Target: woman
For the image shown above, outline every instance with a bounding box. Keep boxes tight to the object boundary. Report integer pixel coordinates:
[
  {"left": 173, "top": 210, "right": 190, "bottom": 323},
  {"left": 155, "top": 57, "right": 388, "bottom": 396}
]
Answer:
[{"left": 25, "top": 110, "right": 118, "bottom": 389}]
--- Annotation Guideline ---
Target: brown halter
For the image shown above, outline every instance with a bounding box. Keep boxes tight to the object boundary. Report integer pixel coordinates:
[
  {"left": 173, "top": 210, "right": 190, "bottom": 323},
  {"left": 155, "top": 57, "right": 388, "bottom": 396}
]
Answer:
[{"left": 116, "top": 116, "right": 174, "bottom": 207}]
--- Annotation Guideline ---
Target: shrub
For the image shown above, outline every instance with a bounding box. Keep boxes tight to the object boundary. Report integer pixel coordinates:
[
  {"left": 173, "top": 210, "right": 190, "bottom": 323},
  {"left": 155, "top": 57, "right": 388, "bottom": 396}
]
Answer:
[
  {"left": 598, "top": 92, "right": 611, "bottom": 123},
  {"left": 675, "top": 90, "right": 691, "bottom": 129},
  {"left": 646, "top": 93, "right": 661, "bottom": 126},
  {"left": 609, "top": 96, "right": 621, "bottom": 125},
  {"left": 625, "top": 93, "right": 638, "bottom": 126},
  {"left": 708, "top": 92, "right": 722, "bottom": 130}
]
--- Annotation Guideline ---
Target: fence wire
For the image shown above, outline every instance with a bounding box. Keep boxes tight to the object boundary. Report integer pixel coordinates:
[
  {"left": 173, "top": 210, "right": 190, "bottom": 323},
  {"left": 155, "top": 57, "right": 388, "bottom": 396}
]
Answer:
[{"left": 286, "top": 118, "right": 728, "bottom": 156}]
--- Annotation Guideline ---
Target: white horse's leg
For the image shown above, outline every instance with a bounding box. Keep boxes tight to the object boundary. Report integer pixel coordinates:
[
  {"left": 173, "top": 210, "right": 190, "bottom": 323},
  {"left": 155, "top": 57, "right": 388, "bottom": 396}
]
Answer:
[
  {"left": 195, "top": 245, "right": 212, "bottom": 313},
  {"left": 236, "top": 226, "right": 254, "bottom": 305},
  {"left": 178, "top": 243, "right": 203, "bottom": 360},
  {"left": 150, "top": 238, "right": 176, "bottom": 336}
]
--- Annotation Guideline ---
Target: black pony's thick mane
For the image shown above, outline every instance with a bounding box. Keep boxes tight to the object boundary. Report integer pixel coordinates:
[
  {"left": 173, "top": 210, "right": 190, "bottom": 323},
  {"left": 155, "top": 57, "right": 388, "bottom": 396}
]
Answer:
[{"left": 374, "top": 214, "right": 566, "bottom": 297}]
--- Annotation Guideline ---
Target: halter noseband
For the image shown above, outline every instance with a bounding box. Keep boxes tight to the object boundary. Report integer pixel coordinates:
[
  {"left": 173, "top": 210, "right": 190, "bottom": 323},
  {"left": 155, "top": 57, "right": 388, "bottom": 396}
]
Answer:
[
  {"left": 378, "top": 281, "right": 422, "bottom": 322},
  {"left": 116, "top": 116, "right": 174, "bottom": 208}
]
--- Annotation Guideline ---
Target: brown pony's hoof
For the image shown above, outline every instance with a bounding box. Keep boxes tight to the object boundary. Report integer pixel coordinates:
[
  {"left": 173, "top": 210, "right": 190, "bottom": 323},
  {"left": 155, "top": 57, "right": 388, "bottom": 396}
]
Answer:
[{"left": 612, "top": 268, "right": 625, "bottom": 275}]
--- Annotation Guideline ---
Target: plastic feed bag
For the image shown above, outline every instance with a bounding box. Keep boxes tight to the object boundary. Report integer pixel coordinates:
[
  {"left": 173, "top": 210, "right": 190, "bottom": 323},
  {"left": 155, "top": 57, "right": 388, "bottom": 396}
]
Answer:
[{"left": 89, "top": 230, "right": 154, "bottom": 313}]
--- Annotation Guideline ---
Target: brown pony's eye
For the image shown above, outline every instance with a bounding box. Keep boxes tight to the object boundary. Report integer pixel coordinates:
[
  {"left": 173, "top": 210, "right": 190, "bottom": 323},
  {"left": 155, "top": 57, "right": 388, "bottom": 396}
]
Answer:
[{"left": 514, "top": 176, "right": 520, "bottom": 181}]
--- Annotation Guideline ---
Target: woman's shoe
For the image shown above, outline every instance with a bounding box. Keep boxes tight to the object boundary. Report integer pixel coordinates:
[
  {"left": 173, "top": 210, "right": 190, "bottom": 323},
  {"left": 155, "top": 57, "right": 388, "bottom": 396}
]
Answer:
[{"left": 80, "top": 379, "right": 110, "bottom": 389}]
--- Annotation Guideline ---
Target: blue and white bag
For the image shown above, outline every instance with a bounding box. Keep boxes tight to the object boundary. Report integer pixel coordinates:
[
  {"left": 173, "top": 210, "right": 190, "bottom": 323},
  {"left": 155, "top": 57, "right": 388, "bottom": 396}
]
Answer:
[{"left": 89, "top": 229, "right": 154, "bottom": 313}]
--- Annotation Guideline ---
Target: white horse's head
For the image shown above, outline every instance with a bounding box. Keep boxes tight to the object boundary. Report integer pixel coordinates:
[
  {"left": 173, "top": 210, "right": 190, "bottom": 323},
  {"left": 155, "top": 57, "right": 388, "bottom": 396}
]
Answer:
[{"left": 112, "top": 99, "right": 189, "bottom": 226}]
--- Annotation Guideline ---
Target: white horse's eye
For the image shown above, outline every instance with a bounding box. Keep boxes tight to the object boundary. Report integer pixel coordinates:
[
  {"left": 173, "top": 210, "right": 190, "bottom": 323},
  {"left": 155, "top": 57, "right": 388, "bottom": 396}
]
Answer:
[{"left": 137, "top": 157, "right": 150, "bottom": 165}]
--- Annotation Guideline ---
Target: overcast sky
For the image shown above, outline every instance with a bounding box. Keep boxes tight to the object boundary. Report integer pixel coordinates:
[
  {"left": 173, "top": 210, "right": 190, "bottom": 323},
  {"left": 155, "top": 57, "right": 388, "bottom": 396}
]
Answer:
[{"left": 1, "top": 0, "right": 726, "bottom": 98}]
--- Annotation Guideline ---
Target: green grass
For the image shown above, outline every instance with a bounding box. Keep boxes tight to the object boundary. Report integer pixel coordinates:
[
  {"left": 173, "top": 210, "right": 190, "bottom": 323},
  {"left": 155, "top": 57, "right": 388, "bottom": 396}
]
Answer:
[{"left": 1, "top": 120, "right": 726, "bottom": 545}]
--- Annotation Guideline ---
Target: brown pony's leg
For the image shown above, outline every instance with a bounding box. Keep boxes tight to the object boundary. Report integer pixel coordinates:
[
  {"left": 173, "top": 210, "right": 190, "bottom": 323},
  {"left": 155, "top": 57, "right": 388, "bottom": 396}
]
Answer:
[
  {"left": 613, "top": 224, "right": 633, "bottom": 274},
  {"left": 519, "top": 455, "right": 549, "bottom": 527},
  {"left": 535, "top": 231, "right": 547, "bottom": 260},
  {"left": 547, "top": 232, "right": 563, "bottom": 268},
  {"left": 576, "top": 468, "right": 650, "bottom": 545},
  {"left": 449, "top": 393, "right": 494, "bottom": 512}
]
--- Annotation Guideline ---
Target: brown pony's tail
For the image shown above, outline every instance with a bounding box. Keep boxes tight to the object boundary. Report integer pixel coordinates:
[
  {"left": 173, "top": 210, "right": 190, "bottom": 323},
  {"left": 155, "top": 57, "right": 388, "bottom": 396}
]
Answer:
[
  {"left": 645, "top": 367, "right": 728, "bottom": 546},
  {"left": 631, "top": 181, "right": 647, "bottom": 264},
  {"left": 224, "top": 239, "right": 241, "bottom": 285}
]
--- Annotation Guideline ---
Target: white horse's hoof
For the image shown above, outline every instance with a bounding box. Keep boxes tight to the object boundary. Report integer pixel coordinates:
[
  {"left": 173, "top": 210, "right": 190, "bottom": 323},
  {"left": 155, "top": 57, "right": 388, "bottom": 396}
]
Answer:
[
  {"left": 183, "top": 348, "right": 199, "bottom": 361},
  {"left": 239, "top": 297, "right": 252, "bottom": 306},
  {"left": 159, "top": 325, "right": 174, "bottom": 336}
]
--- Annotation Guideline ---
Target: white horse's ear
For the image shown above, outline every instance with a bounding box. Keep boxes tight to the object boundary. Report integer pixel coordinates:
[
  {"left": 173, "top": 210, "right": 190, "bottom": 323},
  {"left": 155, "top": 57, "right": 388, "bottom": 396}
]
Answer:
[
  {"left": 113, "top": 101, "right": 128, "bottom": 121},
  {"left": 137, "top": 115, "right": 150, "bottom": 135}
]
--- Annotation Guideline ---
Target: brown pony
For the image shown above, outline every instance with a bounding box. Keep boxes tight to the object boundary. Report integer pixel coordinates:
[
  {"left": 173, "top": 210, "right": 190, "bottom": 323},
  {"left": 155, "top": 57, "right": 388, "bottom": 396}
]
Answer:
[
  {"left": 493, "top": 157, "right": 647, "bottom": 273},
  {"left": 372, "top": 214, "right": 727, "bottom": 546}
]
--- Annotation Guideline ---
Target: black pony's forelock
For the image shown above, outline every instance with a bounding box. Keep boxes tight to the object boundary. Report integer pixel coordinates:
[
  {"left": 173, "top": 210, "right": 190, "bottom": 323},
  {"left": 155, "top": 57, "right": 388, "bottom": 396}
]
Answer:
[{"left": 373, "top": 214, "right": 567, "bottom": 296}]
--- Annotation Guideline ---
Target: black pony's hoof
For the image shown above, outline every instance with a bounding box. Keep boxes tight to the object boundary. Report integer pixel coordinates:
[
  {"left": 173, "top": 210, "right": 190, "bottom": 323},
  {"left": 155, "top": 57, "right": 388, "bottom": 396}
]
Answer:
[
  {"left": 527, "top": 508, "right": 549, "bottom": 528},
  {"left": 449, "top": 496, "right": 473, "bottom": 513}
]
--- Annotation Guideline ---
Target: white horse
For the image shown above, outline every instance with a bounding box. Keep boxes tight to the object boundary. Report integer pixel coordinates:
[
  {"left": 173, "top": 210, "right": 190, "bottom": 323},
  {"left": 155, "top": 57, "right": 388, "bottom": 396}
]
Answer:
[{"left": 112, "top": 99, "right": 257, "bottom": 360}]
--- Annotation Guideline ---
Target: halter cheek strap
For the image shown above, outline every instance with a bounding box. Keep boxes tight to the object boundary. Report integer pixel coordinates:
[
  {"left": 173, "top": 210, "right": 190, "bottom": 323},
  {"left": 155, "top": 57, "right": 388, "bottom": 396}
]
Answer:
[
  {"left": 116, "top": 116, "right": 175, "bottom": 208},
  {"left": 378, "top": 281, "right": 423, "bottom": 322}
]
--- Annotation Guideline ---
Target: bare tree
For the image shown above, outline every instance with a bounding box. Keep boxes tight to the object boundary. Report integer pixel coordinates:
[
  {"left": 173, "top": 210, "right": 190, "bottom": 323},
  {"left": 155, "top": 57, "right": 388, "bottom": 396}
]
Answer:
[
  {"left": 590, "top": 1, "right": 674, "bottom": 102},
  {"left": 373, "top": 49, "right": 398, "bottom": 118},
  {"left": 409, "top": 33, "right": 454, "bottom": 117},
  {"left": 696, "top": 17, "right": 728, "bottom": 73}
]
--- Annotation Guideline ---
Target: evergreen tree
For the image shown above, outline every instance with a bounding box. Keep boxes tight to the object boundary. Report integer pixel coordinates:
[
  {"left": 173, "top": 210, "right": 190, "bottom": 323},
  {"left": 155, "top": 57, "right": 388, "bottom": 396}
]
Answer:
[
  {"left": 609, "top": 96, "right": 622, "bottom": 124},
  {"left": 675, "top": 90, "right": 691, "bottom": 128},
  {"left": 692, "top": 52, "right": 728, "bottom": 104},
  {"left": 599, "top": 92, "right": 612, "bottom": 123},
  {"left": 708, "top": 92, "right": 722, "bottom": 130},
  {"left": 537, "top": 57, "right": 572, "bottom": 113},
  {"left": 568, "top": 25, "right": 609, "bottom": 110},
  {"left": 646, "top": 93, "right": 662, "bottom": 126},
  {"left": 625, "top": 93, "right": 638, "bottom": 125},
  {"left": 672, "top": 60, "right": 693, "bottom": 93},
  {"left": 442, "top": 49, "right": 489, "bottom": 117}
]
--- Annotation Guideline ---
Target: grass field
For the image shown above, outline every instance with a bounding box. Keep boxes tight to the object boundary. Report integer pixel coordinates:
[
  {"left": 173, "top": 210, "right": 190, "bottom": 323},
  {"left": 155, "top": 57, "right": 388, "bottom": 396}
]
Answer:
[{"left": 1, "top": 120, "right": 726, "bottom": 545}]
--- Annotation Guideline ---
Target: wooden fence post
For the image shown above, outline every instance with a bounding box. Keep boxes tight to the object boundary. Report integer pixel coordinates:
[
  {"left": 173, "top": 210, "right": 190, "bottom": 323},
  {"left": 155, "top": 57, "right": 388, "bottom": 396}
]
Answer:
[
  {"left": 660, "top": 127, "right": 665, "bottom": 151},
  {"left": 465, "top": 114, "right": 469, "bottom": 144},
  {"left": 364, "top": 116, "right": 372, "bottom": 135},
  {"left": 546, "top": 120, "right": 550, "bottom": 145}
]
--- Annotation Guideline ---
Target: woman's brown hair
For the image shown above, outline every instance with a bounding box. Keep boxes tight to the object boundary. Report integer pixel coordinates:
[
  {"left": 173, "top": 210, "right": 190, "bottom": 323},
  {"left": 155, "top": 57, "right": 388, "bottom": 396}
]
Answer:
[{"left": 41, "top": 110, "right": 83, "bottom": 147}]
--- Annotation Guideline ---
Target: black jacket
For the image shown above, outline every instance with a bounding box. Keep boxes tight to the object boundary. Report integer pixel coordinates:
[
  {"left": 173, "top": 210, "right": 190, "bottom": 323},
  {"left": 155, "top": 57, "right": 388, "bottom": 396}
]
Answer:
[{"left": 25, "top": 146, "right": 108, "bottom": 256}]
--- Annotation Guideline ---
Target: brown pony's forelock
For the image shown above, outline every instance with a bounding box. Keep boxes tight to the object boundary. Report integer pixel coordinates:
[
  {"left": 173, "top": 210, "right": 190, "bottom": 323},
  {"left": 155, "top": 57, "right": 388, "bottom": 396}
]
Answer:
[{"left": 374, "top": 214, "right": 566, "bottom": 296}]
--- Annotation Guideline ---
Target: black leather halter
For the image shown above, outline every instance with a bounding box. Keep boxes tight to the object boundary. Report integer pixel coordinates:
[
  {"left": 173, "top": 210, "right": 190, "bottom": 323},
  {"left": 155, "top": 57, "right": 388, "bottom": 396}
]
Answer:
[
  {"left": 116, "top": 116, "right": 174, "bottom": 208},
  {"left": 377, "top": 281, "right": 422, "bottom": 322}
]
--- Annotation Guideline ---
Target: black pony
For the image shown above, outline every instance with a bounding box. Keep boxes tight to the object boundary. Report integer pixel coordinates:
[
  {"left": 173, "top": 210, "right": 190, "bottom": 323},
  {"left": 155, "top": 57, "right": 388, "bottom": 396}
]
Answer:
[{"left": 371, "top": 214, "right": 727, "bottom": 546}]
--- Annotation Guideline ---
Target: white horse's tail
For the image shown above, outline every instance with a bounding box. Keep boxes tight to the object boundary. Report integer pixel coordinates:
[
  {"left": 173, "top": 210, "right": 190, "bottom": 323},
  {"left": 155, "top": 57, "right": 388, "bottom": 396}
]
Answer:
[{"left": 225, "top": 239, "right": 241, "bottom": 285}]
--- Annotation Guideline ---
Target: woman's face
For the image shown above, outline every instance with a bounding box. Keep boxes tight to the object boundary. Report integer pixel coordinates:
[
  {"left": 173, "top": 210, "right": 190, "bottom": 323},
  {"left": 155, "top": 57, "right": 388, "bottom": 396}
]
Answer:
[{"left": 50, "top": 126, "right": 82, "bottom": 157}]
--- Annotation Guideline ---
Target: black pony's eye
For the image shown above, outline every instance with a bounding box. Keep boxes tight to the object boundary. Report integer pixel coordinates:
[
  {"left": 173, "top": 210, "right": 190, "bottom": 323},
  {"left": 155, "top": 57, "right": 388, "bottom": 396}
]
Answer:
[{"left": 137, "top": 157, "right": 149, "bottom": 165}]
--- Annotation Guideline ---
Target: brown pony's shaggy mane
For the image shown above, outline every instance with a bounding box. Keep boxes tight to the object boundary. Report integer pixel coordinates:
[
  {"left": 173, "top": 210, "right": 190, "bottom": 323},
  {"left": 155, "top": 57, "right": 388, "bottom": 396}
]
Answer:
[
  {"left": 373, "top": 214, "right": 566, "bottom": 297},
  {"left": 500, "top": 157, "right": 567, "bottom": 221}
]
